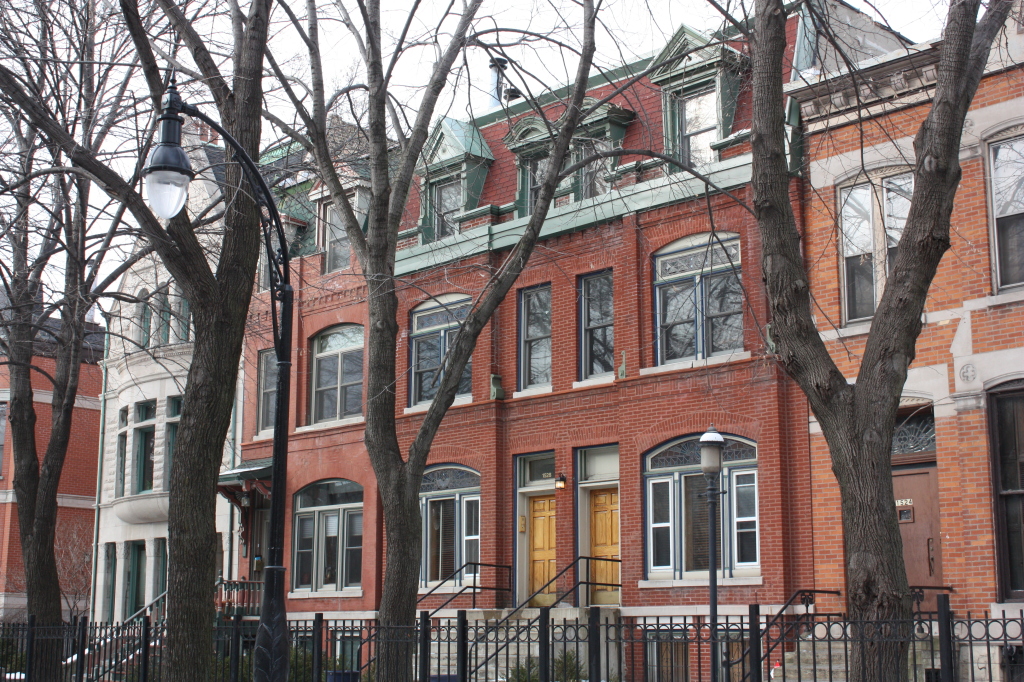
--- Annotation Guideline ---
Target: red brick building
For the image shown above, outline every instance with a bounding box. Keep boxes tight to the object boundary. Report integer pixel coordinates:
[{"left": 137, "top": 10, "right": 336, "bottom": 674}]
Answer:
[
  {"left": 0, "top": 322, "right": 102, "bottom": 618},
  {"left": 229, "top": 3, "right": 1024, "bottom": 629}
]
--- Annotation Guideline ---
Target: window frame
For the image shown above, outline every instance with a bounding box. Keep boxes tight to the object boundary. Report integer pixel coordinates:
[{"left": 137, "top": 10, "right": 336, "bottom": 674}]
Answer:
[
  {"left": 519, "top": 284, "right": 552, "bottom": 390},
  {"left": 643, "top": 434, "right": 759, "bottom": 579},
  {"left": 988, "top": 384, "right": 1024, "bottom": 601},
  {"left": 419, "top": 466, "right": 482, "bottom": 585},
  {"left": 837, "top": 171, "right": 914, "bottom": 323},
  {"left": 115, "top": 407, "right": 128, "bottom": 498},
  {"left": 675, "top": 87, "right": 718, "bottom": 168},
  {"left": 132, "top": 400, "right": 157, "bottom": 495},
  {"left": 291, "top": 480, "right": 364, "bottom": 592},
  {"left": 325, "top": 206, "right": 353, "bottom": 273},
  {"left": 654, "top": 235, "right": 743, "bottom": 365},
  {"left": 410, "top": 298, "right": 473, "bottom": 406},
  {"left": 430, "top": 176, "right": 463, "bottom": 242},
  {"left": 580, "top": 271, "right": 615, "bottom": 380},
  {"left": 165, "top": 396, "right": 182, "bottom": 491},
  {"left": 258, "top": 349, "right": 279, "bottom": 433},
  {"left": 988, "top": 133, "right": 1024, "bottom": 290},
  {"left": 311, "top": 325, "right": 365, "bottom": 424}
]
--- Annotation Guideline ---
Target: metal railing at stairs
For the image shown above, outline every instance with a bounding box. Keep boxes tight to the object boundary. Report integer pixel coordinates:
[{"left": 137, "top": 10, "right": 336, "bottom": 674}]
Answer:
[
  {"left": 724, "top": 588, "right": 842, "bottom": 682},
  {"left": 216, "top": 578, "right": 264, "bottom": 617},
  {"left": 468, "top": 555, "right": 621, "bottom": 678},
  {"left": 125, "top": 590, "right": 167, "bottom": 623},
  {"left": 416, "top": 561, "right": 512, "bottom": 617}
]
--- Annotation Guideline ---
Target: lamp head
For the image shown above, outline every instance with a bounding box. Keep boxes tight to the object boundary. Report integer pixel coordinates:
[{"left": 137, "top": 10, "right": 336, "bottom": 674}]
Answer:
[
  {"left": 142, "top": 80, "right": 195, "bottom": 219},
  {"left": 699, "top": 424, "right": 725, "bottom": 476}
]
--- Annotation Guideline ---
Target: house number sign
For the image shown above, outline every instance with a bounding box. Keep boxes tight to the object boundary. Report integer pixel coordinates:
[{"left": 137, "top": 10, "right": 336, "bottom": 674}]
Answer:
[{"left": 895, "top": 498, "right": 913, "bottom": 506}]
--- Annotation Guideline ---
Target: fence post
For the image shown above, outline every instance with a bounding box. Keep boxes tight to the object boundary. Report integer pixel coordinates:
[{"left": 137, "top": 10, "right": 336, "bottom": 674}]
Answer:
[
  {"left": 419, "top": 610, "right": 430, "bottom": 682},
  {"left": 25, "top": 614, "right": 35, "bottom": 682},
  {"left": 937, "top": 593, "right": 954, "bottom": 682},
  {"left": 313, "top": 613, "right": 323, "bottom": 682},
  {"left": 75, "top": 617, "right": 88, "bottom": 682},
  {"left": 538, "top": 607, "right": 550, "bottom": 682},
  {"left": 140, "top": 615, "right": 150, "bottom": 682},
  {"left": 748, "top": 604, "right": 762, "bottom": 682},
  {"left": 456, "top": 610, "right": 468, "bottom": 682},
  {"left": 229, "top": 614, "right": 242, "bottom": 682},
  {"left": 588, "top": 606, "right": 601, "bottom": 682}
]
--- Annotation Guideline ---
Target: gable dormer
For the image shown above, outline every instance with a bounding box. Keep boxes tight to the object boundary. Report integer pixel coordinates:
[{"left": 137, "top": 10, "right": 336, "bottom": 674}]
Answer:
[{"left": 418, "top": 117, "right": 494, "bottom": 243}]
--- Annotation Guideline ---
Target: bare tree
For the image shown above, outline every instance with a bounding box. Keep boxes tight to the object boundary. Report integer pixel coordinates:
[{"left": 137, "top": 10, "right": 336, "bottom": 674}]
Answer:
[
  {"left": 742, "top": 0, "right": 1014, "bottom": 677},
  {"left": 0, "top": 0, "right": 150, "bottom": 640},
  {"left": 0, "top": 0, "right": 275, "bottom": 678}
]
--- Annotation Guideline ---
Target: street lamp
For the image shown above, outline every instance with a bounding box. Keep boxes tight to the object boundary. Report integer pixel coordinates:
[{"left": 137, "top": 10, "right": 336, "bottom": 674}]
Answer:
[
  {"left": 142, "top": 79, "right": 293, "bottom": 682},
  {"left": 700, "top": 424, "right": 725, "bottom": 682}
]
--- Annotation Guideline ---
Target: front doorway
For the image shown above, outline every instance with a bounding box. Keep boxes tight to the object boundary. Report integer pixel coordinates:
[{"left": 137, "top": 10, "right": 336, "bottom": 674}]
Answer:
[
  {"left": 529, "top": 494, "right": 557, "bottom": 606},
  {"left": 589, "top": 487, "right": 620, "bottom": 604},
  {"left": 892, "top": 466, "right": 944, "bottom": 610}
]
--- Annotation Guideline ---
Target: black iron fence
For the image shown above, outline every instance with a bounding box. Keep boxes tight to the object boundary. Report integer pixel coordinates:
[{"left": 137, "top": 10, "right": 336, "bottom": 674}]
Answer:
[{"left": 3, "top": 595, "right": 1024, "bottom": 681}]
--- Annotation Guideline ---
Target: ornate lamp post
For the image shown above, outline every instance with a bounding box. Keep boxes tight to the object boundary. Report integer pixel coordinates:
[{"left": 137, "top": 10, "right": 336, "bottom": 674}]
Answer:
[
  {"left": 142, "top": 80, "right": 293, "bottom": 682},
  {"left": 700, "top": 424, "right": 725, "bottom": 682}
]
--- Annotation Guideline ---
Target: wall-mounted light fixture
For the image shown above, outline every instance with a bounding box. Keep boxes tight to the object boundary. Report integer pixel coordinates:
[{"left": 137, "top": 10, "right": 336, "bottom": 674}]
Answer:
[{"left": 554, "top": 474, "right": 567, "bottom": 489}]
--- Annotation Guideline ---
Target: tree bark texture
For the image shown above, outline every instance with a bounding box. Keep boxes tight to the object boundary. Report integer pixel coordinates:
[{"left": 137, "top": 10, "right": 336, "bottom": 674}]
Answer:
[{"left": 748, "top": 0, "right": 1012, "bottom": 679}]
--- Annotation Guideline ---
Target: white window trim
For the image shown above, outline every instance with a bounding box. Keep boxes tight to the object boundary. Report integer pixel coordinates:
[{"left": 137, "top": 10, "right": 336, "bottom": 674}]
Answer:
[
  {"left": 295, "top": 415, "right": 365, "bottom": 433},
  {"left": 580, "top": 272, "right": 615, "bottom": 381},
  {"left": 311, "top": 326, "right": 365, "bottom": 424},
  {"left": 419, "top": 478, "right": 481, "bottom": 587},
  {"left": 404, "top": 394, "right": 472, "bottom": 414},
  {"left": 410, "top": 298, "right": 473, "bottom": 406},
  {"left": 987, "top": 133, "right": 1024, "bottom": 291},
  {"left": 292, "top": 504, "right": 363, "bottom": 593},
  {"left": 257, "top": 349, "right": 277, "bottom": 435},
  {"left": 512, "top": 385, "right": 553, "bottom": 399},
  {"left": 519, "top": 285, "right": 553, "bottom": 391}
]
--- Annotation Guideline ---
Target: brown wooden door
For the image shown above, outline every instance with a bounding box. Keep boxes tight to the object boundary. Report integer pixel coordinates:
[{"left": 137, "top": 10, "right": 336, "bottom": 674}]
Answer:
[
  {"left": 589, "top": 487, "right": 620, "bottom": 604},
  {"left": 529, "top": 495, "right": 558, "bottom": 606},
  {"left": 892, "top": 467, "right": 944, "bottom": 610}
]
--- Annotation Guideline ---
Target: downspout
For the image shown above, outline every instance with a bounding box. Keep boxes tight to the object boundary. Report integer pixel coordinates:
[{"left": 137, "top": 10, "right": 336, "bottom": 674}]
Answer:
[{"left": 89, "top": 323, "right": 110, "bottom": 620}]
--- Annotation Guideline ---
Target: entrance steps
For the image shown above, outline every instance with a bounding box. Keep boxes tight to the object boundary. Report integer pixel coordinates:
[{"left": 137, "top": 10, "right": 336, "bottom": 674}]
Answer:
[{"left": 774, "top": 629, "right": 942, "bottom": 681}]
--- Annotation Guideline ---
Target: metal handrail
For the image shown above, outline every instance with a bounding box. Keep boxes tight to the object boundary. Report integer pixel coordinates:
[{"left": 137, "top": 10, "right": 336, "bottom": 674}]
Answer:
[
  {"left": 469, "top": 556, "right": 622, "bottom": 677},
  {"left": 724, "top": 588, "right": 842, "bottom": 681},
  {"left": 125, "top": 590, "right": 167, "bottom": 623},
  {"left": 416, "top": 561, "right": 512, "bottom": 608}
]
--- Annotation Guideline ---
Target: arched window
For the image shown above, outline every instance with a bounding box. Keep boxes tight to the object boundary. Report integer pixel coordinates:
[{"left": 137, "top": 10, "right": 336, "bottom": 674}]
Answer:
[
  {"left": 419, "top": 466, "right": 480, "bottom": 583},
  {"left": 138, "top": 289, "right": 152, "bottom": 349},
  {"left": 653, "top": 233, "right": 743, "bottom": 365},
  {"left": 311, "top": 325, "right": 364, "bottom": 423},
  {"left": 175, "top": 287, "right": 191, "bottom": 343},
  {"left": 410, "top": 296, "right": 472, "bottom": 405},
  {"left": 644, "top": 433, "right": 757, "bottom": 578},
  {"left": 293, "top": 479, "right": 363, "bottom": 591},
  {"left": 155, "top": 290, "right": 171, "bottom": 346}
]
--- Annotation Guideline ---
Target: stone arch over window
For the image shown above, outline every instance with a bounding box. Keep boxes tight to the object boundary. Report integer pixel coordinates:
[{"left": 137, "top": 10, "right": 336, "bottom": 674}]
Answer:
[
  {"left": 310, "top": 324, "right": 364, "bottom": 423},
  {"left": 292, "top": 478, "right": 364, "bottom": 592}
]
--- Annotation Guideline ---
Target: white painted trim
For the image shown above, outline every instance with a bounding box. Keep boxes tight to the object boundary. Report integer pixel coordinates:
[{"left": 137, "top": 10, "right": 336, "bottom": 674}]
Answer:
[
  {"left": 818, "top": 321, "right": 872, "bottom": 341},
  {"left": 0, "top": 389, "right": 100, "bottom": 411},
  {"left": 637, "top": 576, "right": 762, "bottom": 589},
  {"left": 638, "top": 351, "right": 751, "bottom": 376},
  {"left": 0, "top": 491, "right": 95, "bottom": 508},
  {"left": 572, "top": 375, "right": 614, "bottom": 389},
  {"left": 287, "top": 589, "right": 363, "bottom": 599},
  {"left": 252, "top": 431, "right": 273, "bottom": 442},
  {"left": 512, "top": 385, "right": 552, "bottom": 399},
  {"left": 404, "top": 394, "right": 472, "bottom": 414},
  {"left": 287, "top": 610, "right": 377, "bottom": 620},
  {"left": 295, "top": 415, "right": 365, "bottom": 433},
  {"left": 620, "top": 602, "right": 807, "bottom": 618}
]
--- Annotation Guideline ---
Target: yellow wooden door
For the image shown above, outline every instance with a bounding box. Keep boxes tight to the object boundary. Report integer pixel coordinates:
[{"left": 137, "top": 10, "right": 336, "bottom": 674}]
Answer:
[
  {"left": 529, "top": 495, "right": 558, "bottom": 606},
  {"left": 589, "top": 487, "right": 620, "bottom": 604}
]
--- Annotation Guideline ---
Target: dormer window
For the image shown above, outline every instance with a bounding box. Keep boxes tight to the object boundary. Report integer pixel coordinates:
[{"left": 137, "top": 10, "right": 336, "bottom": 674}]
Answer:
[
  {"left": 527, "top": 156, "right": 551, "bottom": 214},
  {"left": 676, "top": 89, "right": 717, "bottom": 168},
  {"left": 432, "top": 177, "right": 463, "bottom": 240},
  {"left": 326, "top": 207, "right": 352, "bottom": 272}
]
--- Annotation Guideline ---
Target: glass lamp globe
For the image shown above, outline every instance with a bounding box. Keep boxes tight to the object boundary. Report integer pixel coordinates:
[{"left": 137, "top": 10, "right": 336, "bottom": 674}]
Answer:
[
  {"left": 144, "top": 169, "right": 191, "bottom": 220},
  {"left": 700, "top": 424, "right": 725, "bottom": 476}
]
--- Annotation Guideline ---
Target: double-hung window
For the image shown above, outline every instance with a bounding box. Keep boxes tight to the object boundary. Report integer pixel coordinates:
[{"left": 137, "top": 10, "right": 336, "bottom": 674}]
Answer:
[
  {"left": 133, "top": 400, "right": 156, "bottom": 494},
  {"left": 991, "top": 135, "right": 1024, "bottom": 287},
  {"left": 138, "top": 289, "right": 152, "bottom": 349},
  {"left": 655, "top": 235, "right": 742, "bottom": 364},
  {"left": 432, "top": 179, "right": 462, "bottom": 240},
  {"left": 293, "top": 479, "right": 363, "bottom": 592},
  {"left": 312, "top": 326, "right": 364, "bottom": 423},
  {"left": 527, "top": 157, "right": 551, "bottom": 214},
  {"left": 576, "top": 139, "right": 610, "bottom": 199},
  {"left": 165, "top": 396, "right": 182, "bottom": 490},
  {"left": 115, "top": 407, "right": 128, "bottom": 498},
  {"left": 520, "top": 285, "right": 552, "bottom": 389},
  {"left": 581, "top": 272, "right": 614, "bottom": 379},
  {"left": 839, "top": 173, "right": 912, "bottom": 321},
  {"left": 411, "top": 298, "right": 472, "bottom": 405},
  {"left": 645, "top": 435, "right": 758, "bottom": 578},
  {"left": 419, "top": 467, "right": 482, "bottom": 583},
  {"left": 326, "top": 208, "right": 352, "bottom": 273},
  {"left": 676, "top": 89, "right": 717, "bottom": 169},
  {"left": 257, "top": 350, "right": 278, "bottom": 433}
]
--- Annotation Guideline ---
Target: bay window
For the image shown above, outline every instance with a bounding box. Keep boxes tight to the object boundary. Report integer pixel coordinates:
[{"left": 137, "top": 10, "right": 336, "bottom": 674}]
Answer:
[
  {"left": 293, "top": 479, "right": 363, "bottom": 592},
  {"left": 645, "top": 435, "right": 758, "bottom": 578}
]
